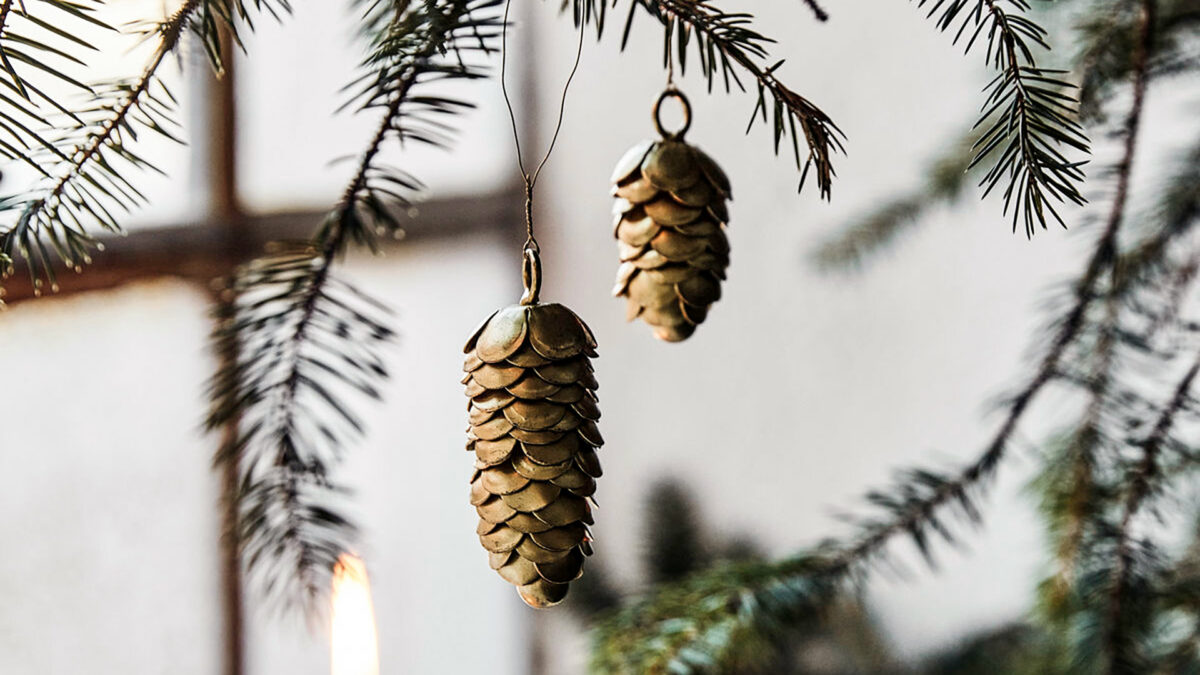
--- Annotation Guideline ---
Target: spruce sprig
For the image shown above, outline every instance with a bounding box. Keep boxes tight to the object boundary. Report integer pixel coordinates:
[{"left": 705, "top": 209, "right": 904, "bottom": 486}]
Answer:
[
  {"left": 591, "top": 555, "right": 839, "bottom": 674},
  {"left": 571, "top": 0, "right": 844, "bottom": 199},
  {"left": 645, "top": 0, "right": 844, "bottom": 199},
  {"left": 0, "top": 0, "right": 109, "bottom": 173},
  {"left": 208, "top": 0, "right": 501, "bottom": 613},
  {"left": 1103, "top": 352, "right": 1200, "bottom": 673},
  {"left": 0, "top": 0, "right": 183, "bottom": 294},
  {"left": 914, "top": 0, "right": 1090, "bottom": 236},
  {"left": 0, "top": 0, "right": 288, "bottom": 298}
]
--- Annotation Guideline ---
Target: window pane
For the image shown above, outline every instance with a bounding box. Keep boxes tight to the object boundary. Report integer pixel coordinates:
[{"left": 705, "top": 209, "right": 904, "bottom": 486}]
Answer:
[
  {"left": 246, "top": 230, "right": 528, "bottom": 674},
  {"left": 0, "top": 232, "right": 529, "bottom": 673},
  {"left": 235, "top": 1, "right": 514, "bottom": 214},
  {"left": 0, "top": 281, "right": 223, "bottom": 673}
]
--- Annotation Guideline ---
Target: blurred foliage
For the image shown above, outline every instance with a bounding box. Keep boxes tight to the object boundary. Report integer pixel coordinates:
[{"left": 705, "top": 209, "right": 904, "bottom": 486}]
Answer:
[
  {"left": 814, "top": 0, "right": 1198, "bottom": 268},
  {"left": 596, "top": 0, "right": 1200, "bottom": 670},
  {"left": 572, "top": 480, "right": 901, "bottom": 675},
  {"left": 206, "top": 0, "right": 503, "bottom": 614},
  {"left": 577, "top": 481, "right": 1124, "bottom": 674},
  {"left": 0, "top": 0, "right": 289, "bottom": 293}
]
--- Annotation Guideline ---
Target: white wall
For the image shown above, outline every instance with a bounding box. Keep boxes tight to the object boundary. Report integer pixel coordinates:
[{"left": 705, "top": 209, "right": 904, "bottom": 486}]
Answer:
[{"left": 0, "top": 283, "right": 225, "bottom": 674}]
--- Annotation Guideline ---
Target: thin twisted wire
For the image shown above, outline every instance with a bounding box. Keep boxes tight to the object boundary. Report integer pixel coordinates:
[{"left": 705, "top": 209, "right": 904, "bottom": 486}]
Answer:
[{"left": 500, "top": 0, "right": 585, "bottom": 250}]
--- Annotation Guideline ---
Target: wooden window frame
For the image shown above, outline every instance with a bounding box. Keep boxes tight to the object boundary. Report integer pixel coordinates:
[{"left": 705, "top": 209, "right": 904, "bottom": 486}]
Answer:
[{"left": 3, "top": 39, "right": 527, "bottom": 675}]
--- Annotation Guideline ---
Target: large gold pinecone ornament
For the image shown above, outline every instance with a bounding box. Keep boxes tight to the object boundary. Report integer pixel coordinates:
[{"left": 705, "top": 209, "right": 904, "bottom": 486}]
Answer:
[
  {"left": 462, "top": 252, "right": 602, "bottom": 608},
  {"left": 611, "top": 88, "right": 731, "bottom": 342}
]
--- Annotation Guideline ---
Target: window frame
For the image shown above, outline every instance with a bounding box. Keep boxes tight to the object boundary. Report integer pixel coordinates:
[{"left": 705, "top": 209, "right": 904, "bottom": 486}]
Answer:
[{"left": 2, "top": 34, "right": 527, "bottom": 675}]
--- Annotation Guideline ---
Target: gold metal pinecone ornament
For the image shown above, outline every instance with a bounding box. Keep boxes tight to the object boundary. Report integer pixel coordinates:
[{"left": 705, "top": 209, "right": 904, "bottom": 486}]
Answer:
[
  {"left": 462, "top": 250, "right": 602, "bottom": 608},
  {"left": 611, "top": 88, "right": 732, "bottom": 342}
]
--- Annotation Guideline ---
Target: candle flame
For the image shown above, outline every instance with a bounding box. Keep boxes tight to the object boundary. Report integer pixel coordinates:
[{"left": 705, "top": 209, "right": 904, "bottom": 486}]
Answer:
[{"left": 330, "top": 554, "right": 380, "bottom": 675}]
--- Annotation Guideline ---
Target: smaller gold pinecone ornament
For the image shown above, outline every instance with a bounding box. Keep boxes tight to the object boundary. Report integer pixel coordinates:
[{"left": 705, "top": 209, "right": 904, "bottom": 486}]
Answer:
[
  {"left": 610, "top": 88, "right": 732, "bottom": 342},
  {"left": 462, "top": 256, "right": 602, "bottom": 608}
]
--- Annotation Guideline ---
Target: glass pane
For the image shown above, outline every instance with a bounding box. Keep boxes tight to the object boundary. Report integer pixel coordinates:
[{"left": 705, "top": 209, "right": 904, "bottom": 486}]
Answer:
[
  {"left": 235, "top": 1, "right": 515, "bottom": 214},
  {"left": 0, "top": 281, "right": 224, "bottom": 673},
  {"left": 0, "top": 231, "right": 530, "bottom": 674},
  {"left": 246, "top": 229, "right": 528, "bottom": 674}
]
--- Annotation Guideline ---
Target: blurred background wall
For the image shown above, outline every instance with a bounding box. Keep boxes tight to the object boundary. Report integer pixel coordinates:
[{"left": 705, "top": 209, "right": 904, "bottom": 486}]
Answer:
[{"left": 0, "top": 0, "right": 1194, "bottom": 672}]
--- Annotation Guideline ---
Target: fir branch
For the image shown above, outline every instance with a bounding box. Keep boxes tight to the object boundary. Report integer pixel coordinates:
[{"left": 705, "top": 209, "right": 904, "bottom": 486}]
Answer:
[
  {"left": 589, "top": 98, "right": 1159, "bottom": 674},
  {"left": 1034, "top": 430, "right": 1103, "bottom": 626},
  {"left": 593, "top": 1, "right": 1163, "bottom": 657},
  {"left": 825, "top": 233, "right": 1128, "bottom": 574},
  {"left": 210, "top": 0, "right": 500, "bottom": 613},
  {"left": 832, "top": 0, "right": 1157, "bottom": 572},
  {"left": 1113, "top": 138, "right": 1200, "bottom": 295},
  {"left": 1076, "top": 0, "right": 1200, "bottom": 122},
  {"left": 209, "top": 248, "right": 393, "bottom": 610},
  {"left": 0, "top": 0, "right": 288, "bottom": 298},
  {"left": 0, "top": 1, "right": 199, "bottom": 294},
  {"left": 913, "top": 0, "right": 1090, "bottom": 236},
  {"left": 591, "top": 555, "right": 840, "bottom": 674},
  {"left": 821, "top": 46, "right": 1147, "bottom": 576},
  {"left": 1038, "top": 289, "right": 1122, "bottom": 625},
  {"left": 650, "top": 0, "right": 843, "bottom": 198},
  {"left": 0, "top": 0, "right": 107, "bottom": 174},
  {"left": 1105, "top": 348, "right": 1199, "bottom": 674},
  {"left": 572, "top": 0, "right": 843, "bottom": 199}
]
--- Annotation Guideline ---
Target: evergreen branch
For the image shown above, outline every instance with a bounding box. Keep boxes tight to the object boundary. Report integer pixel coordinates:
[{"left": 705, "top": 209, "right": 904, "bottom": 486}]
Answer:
[
  {"left": 0, "top": 0, "right": 288, "bottom": 299},
  {"left": 1105, "top": 348, "right": 1199, "bottom": 674},
  {"left": 825, "top": 234, "right": 1127, "bottom": 575},
  {"left": 0, "top": 1, "right": 103, "bottom": 172},
  {"left": 1113, "top": 138, "right": 1200, "bottom": 295},
  {"left": 649, "top": 0, "right": 844, "bottom": 199},
  {"left": 817, "top": 0, "right": 1160, "bottom": 655},
  {"left": 1076, "top": 0, "right": 1200, "bottom": 122},
  {"left": 817, "top": 0, "right": 1196, "bottom": 275},
  {"left": 913, "top": 0, "right": 1090, "bottom": 236},
  {"left": 589, "top": 69, "right": 1159, "bottom": 668},
  {"left": 823, "top": 9, "right": 1151, "bottom": 569},
  {"left": 591, "top": 555, "right": 840, "bottom": 674},
  {"left": 593, "top": 4, "right": 1164, "bottom": 656},
  {"left": 1034, "top": 429, "right": 1104, "bottom": 627},
  {"left": 210, "top": 0, "right": 500, "bottom": 613},
  {"left": 209, "top": 248, "right": 393, "bottom": 610},
  {"left": 0, "top": 1, "right": 199, "bottom": 295},
  {"left": 569, "top": 0, "right": 843, "bottom": 199},
  {"left": 1035, "top": 292, "right": 1122, "bottom": 624}
]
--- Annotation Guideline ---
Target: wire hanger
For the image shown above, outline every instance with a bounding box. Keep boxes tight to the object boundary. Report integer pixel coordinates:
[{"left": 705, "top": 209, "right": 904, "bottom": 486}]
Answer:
[{"left": 499, "top": 0, "right": 585, "bottom": 303}]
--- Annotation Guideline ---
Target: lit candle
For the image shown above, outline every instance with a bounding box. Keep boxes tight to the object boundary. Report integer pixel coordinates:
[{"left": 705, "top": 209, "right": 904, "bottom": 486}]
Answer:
[{"left": 330, "top": 554, "right": 380, "bottom": 675}]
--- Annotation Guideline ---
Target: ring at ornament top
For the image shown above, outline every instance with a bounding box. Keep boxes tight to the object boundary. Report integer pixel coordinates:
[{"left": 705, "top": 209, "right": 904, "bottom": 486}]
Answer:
[{"left": 653, "top": 88, "right": 692, "bottom": 140}]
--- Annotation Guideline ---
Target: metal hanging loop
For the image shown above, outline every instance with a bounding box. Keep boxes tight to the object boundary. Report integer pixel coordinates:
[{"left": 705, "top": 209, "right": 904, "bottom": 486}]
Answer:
[
  {"left": 520, "top": 246, "right": 542, "bottom": 306},
  {"left": 653, "top": 88, "right": 692, "bottom": 140}
]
